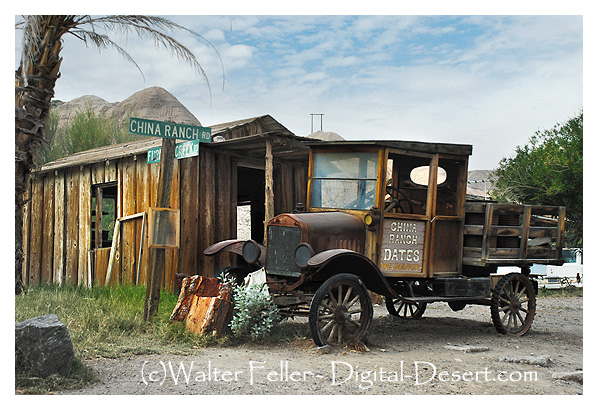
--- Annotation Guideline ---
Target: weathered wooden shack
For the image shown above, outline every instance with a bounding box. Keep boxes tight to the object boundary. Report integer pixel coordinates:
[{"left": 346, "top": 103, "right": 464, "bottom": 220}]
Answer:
[{"left": 21, "top": 115, "right": 310, "bottom": 293}]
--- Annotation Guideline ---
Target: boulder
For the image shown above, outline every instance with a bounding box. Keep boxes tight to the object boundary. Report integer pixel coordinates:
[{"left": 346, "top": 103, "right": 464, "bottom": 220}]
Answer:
[{"left": 15, "top": 314, "right": 75, "bottom": 377}]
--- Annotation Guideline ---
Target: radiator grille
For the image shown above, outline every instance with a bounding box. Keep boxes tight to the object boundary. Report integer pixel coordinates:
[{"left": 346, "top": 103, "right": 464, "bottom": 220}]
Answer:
[{"left": 266, "top": 226, "right": 302, "bottom": 277}]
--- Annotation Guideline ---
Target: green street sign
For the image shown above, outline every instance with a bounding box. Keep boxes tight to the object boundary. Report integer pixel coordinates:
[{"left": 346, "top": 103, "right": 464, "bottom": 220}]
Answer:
[
  {"left": 147, "top": 139, "right": 200, "bottom": 164},
  {"left": 129, "top": 117, "right": 211, "bottom": 142}
]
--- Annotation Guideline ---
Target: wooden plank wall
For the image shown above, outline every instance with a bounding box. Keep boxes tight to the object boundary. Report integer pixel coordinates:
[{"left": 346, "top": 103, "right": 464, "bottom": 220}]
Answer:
[{"left": 21, "top": 146, "right": 308, "bottom": 293}]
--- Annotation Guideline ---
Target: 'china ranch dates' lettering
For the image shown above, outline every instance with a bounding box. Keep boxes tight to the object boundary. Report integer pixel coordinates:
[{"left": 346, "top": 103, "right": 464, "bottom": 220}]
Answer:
[{"left": 380, "top": 219, "right": 425, "bottom": 273}]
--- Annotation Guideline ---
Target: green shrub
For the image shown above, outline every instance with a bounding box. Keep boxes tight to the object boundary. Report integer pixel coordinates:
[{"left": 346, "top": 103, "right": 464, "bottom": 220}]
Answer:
[{"left": 229, "top": 284, "right": 281, "bottom": 341}]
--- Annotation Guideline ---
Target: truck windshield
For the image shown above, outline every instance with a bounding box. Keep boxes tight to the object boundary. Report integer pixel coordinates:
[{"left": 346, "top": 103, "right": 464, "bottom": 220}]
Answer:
[{"left": 310, "top": 151, "right": 378, "bottom": 210}]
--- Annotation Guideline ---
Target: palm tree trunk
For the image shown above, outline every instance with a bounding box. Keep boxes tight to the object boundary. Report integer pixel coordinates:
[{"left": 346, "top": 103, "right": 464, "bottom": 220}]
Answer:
[{"left": 15, "top": 16, "right": 73, "bottom": 293}]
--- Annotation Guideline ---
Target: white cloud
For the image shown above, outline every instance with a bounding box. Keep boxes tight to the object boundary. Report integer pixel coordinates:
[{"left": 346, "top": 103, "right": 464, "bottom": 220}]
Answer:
[{"left": 17, "top": 15, "right": 582, "bottom": 171}]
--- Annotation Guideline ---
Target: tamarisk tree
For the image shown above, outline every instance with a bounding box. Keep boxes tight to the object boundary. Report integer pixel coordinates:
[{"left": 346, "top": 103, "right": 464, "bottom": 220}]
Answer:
[{"left": 491, "top": 112, "right": 583, "bottom": 247}]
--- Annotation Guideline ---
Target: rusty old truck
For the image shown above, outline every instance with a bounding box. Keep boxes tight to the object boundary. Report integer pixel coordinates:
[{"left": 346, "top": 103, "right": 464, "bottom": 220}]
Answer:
[{"left": 205, "top": 140, "right": 566, "bottom": 346}]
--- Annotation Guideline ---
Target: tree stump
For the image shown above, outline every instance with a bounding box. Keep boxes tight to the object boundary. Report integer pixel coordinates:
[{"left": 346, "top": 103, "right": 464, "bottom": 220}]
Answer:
[{"left": 170, "top": 275, "right": 233, "bottom": 337}]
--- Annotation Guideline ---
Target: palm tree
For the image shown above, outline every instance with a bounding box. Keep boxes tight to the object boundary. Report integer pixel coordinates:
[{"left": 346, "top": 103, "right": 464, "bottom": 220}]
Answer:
[{"left": 15, "top": 15, "right": 221, "bottom": 294}]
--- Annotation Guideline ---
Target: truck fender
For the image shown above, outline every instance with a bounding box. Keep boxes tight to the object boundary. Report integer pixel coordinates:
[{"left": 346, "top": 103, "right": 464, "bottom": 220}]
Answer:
[
  {"left": 204, "top": 239, "right": 266, "bottom": 266},
  {"left": 307, "top": 249, "right": 397, "bottom": 298}
]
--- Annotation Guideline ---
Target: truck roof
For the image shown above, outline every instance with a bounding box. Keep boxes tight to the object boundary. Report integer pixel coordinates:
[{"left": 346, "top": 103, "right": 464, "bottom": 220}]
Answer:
[{"left": 306, "top": 139, "right": 473, "bottom": 157}]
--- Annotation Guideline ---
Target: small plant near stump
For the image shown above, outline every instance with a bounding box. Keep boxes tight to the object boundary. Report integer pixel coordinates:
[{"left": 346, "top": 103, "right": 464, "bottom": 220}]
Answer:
[{"left": 228, "top": 283, "right": 281, "bottom": 341}]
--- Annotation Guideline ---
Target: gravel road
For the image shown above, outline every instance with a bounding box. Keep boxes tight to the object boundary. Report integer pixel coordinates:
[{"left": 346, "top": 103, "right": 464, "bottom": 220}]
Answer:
[{"left": 66, "top": 296, "right": 583, "bottom": 395}]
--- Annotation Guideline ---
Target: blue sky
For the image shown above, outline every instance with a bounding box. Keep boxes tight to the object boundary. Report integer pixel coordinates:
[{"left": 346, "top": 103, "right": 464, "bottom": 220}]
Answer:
[{"left": 12, "top": 9, "right": 587, "bottom": 170}]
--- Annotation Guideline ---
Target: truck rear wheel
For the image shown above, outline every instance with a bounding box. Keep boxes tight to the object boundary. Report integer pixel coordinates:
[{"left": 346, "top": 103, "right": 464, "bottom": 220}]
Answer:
[
  {"left": 491, "top": 273, "right": 536, "bottom": 336},
  {"left": 309, "top": 274, "right": 373, "bottom": 347},
  {"left": 385, "top": 297, "right": 427, "bottom": 319}
]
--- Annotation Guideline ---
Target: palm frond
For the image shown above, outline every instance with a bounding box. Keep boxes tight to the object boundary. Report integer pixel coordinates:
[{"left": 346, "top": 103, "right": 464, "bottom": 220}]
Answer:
[
  {"left": 68, "top": 29, "right": 145, "bottom": 81},
  {"left": 68, "top": 15, "right": 225, "bottom": 98}
]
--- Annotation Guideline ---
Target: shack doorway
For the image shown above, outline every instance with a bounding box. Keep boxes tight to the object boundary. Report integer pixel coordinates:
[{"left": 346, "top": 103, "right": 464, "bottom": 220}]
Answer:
[{"left": 237, "top": 166, "right": 265, "bottom": 244}]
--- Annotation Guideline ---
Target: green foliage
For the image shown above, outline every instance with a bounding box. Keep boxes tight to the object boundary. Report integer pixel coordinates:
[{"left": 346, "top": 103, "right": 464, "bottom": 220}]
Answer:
[
  {"left": 36, "top": 105, "right": 137, "bottom": 165},
  {"left": 491, "top": 112, "right": 583, "bottom": 247},
  {"left": 15, "top": 357, "right": 98, "bottom": 394},
  {"left": 15, "top": 285, "right": 198, "bottom": 360},
  {"left": 538, "top": 286, "right": 583, "bottom": 298},
  {"left": 229, "top": 283, "right": 281, "bottom": 341}
]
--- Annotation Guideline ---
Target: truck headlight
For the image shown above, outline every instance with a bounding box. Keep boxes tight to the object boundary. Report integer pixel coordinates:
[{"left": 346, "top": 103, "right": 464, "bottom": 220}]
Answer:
[
  {"left": 294, "top": 243, "right": 314, "bottom": 268},
  {"left": 242, "top": 240, "right": 261, "bottom": 264}
]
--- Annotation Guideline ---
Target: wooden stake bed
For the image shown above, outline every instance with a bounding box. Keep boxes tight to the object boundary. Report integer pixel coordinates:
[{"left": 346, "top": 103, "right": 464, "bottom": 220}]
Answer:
[{"left": 462, "top": 202, "right": 566, "bottom": 268}]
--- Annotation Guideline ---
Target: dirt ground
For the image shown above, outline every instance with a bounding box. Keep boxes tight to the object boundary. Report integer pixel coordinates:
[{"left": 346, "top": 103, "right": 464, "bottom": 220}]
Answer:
[{"left": 66, "top": 296, "right": 583, "bottom": 395}]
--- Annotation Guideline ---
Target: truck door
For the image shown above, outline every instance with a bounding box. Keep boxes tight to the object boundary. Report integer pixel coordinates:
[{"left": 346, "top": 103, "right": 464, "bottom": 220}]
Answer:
[{"left": 378, "top": 152, "right": 467, "bottom": 278}]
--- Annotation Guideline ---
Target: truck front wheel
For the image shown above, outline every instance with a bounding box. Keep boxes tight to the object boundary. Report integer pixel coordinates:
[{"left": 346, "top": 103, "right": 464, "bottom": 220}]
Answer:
[{"left": 309, "top": 273, "right": 373, "bottom": 347}]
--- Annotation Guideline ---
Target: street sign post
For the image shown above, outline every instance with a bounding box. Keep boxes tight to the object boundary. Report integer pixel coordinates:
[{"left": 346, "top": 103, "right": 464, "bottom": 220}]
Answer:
[{"left": 129, "top": 117, "right": 211, "bottom": 142}]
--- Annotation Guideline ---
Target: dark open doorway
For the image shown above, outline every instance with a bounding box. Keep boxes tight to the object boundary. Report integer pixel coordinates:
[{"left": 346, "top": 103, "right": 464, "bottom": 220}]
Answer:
[{"left": 237, "top": 166, "right": 265, "bottom": 244}]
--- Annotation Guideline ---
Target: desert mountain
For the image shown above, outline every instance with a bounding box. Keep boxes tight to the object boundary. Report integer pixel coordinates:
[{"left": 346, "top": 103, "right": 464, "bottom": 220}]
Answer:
[{"left": 51, "top": 86, "right": 202, "bottom": 130}]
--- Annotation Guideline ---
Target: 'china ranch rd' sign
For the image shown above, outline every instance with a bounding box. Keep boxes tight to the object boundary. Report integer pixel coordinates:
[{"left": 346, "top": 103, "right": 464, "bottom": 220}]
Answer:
[
  {"left": 129, "top": 117, "right": 211, "bottom": 142},
  {"left": 129, "top": 117, "right": 211, "bottom": 164}
]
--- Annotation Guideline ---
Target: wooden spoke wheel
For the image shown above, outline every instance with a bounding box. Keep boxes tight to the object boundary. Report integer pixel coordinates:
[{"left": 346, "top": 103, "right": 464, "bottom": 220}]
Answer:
[
  {"left": 309, "top": 274, "right": 373, "bottom": 347},
  {"left": 491, "top": 273, "right": 536, "bottom": 336},
  {"left": 385, "top": 297, "right": 427, "bottom": 319}
]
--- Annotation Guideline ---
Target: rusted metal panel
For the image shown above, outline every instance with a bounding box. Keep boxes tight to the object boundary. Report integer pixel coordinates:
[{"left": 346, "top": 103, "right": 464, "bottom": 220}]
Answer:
[{"left": 270, "top": 212, "right": 365, "bottom": 255}]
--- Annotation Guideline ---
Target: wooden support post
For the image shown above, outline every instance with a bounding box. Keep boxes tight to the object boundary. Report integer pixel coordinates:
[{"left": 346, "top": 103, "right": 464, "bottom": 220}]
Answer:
[
  {"left": 95, "top": 186, "right": 103, "bottom": 249},
  {"left": 144, "top": 138, "right": 176, "bottom": 322},
  {"left": 264, "top": 138, "right": 274, "bottom": 242}
]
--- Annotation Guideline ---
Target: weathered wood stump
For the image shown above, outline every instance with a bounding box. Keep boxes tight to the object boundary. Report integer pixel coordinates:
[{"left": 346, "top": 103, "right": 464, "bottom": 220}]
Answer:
[{"left": 170, "top": 275, "right": 233, "bottom": 337}]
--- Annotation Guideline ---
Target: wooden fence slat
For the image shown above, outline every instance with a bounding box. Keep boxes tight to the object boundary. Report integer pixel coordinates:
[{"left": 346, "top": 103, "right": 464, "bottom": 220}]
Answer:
[
  {"left": 65, "top": 168, "right": 80, "bottom": 285},
  {"left": 135, "top": 157, "right": 149, "bottom": 285},
  {"left": 122, "top": 157, "right": 137, "bottom": 285},
  {"left": 179, "top": 156, "right": 199, "bottom": 277},
  {"left": 294, "top": 164, "right": 307, "bottom": 208},
  {"left": 165, "top": 159, "right": 181, "bottom": 291},
  {"left": 78, "top": 167, "right": 91, "bottom": 286},
  {"left": 41, "top": 174, "right": 55, "bottom": 285},
  {"left": 105, "top": 160, "right": 118, "bottom": 183},
  {"left": 92, "top": 162, "right": 105, "bottom": 185},
  {"left": 21, "top": 176, "right": 32, "bottom": 285},
  {"left": 216, "top": 154, "right": 232, "bottom": 270},
  {"left": 53, "top": 171, "right": 66, "bottom": 284},
  {"left": 199, "top": 148, "right": 216, "bottom": 277}
]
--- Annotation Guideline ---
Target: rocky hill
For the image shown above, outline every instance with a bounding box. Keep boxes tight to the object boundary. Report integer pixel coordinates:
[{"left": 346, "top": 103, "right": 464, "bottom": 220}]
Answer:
[
  {"left": 51, "top": 86, "right": 202, "bottom": 130},
  {"left": 52, "top": 86, "right": 492, "bottom": 198}
]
